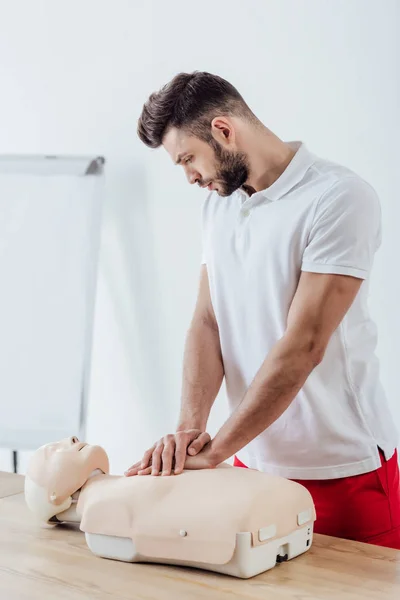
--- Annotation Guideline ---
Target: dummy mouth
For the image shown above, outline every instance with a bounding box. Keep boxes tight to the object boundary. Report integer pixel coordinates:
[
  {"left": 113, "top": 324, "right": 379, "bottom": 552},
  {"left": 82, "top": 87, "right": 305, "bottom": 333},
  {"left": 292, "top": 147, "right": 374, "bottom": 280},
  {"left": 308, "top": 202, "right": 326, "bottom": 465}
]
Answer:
[{"left": 77, "top": 443, "right": 87, "bottom": 451}]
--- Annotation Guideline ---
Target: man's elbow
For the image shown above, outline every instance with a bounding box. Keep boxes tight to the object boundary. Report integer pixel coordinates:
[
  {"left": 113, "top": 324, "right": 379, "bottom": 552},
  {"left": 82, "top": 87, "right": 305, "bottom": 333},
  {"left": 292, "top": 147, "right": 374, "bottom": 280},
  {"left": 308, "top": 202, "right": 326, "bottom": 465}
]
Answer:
[
  {"left": 308, "top": 344, "right": 325, "bottom": 368},
  {"left": 305, "top": 335, "right": 326, "bottom": 368},
  {"left": 290, "top": 325, "right": 326, "bottom": 369},
  {"left": 279, "top": 329, "right": 326, "bottom": 375}
]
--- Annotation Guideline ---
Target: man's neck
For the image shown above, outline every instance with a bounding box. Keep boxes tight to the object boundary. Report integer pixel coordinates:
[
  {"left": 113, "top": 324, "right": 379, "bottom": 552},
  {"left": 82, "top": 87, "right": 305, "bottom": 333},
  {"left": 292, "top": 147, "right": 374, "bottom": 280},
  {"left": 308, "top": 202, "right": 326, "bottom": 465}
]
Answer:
[{"left": 241, "top": 129, "right": 297, "bottom": 195}]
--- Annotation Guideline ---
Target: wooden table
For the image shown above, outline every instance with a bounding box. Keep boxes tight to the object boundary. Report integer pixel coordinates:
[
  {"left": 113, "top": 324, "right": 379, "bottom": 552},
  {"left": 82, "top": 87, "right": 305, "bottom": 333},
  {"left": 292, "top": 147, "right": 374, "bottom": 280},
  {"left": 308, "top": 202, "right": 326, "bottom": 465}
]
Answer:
[
  {"left": 0, "top": 472, "right": 399, "bottom": 599},
  {"left": 0, "top": 470, "right": 24, "bottom": 499}
]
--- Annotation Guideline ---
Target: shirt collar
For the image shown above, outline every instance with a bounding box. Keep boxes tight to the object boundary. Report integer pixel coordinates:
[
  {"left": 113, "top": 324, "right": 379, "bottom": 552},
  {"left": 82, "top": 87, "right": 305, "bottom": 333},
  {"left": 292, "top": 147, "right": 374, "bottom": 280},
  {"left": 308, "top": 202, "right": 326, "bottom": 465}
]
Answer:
[{"left": 237, "top": 141, "right": 315, "bottom": 205}]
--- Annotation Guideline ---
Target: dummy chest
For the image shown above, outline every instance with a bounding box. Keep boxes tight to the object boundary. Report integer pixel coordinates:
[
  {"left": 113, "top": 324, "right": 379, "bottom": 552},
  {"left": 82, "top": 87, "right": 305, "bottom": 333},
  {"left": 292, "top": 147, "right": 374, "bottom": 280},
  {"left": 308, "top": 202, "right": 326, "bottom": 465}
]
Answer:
[{"left": 77, "top": 467, "right": 314, "bottom": 566}]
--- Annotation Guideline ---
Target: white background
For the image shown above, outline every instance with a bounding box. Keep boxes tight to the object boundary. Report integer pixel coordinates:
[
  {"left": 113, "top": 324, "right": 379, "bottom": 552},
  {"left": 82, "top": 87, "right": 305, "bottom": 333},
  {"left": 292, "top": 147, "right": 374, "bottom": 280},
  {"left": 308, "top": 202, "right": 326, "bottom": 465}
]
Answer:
[
  {"left": 0, "top": 0, "right": 398, "bottom": 473},
  {"left": 0, "top": 172, "right": 101, "bottom": 449}
]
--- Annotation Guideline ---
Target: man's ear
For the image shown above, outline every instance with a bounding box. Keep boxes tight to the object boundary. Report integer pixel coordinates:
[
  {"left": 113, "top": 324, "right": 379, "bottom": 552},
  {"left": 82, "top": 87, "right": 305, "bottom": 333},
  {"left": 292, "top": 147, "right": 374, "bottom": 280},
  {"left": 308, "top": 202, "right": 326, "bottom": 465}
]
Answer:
[{"left": 210, "top": 116, "right": 236, "bottom": 147}]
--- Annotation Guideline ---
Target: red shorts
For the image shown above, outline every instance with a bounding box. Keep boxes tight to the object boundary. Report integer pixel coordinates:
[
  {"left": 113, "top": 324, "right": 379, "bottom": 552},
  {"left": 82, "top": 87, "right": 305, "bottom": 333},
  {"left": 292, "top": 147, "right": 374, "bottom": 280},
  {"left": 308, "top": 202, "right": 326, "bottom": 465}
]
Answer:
[{"left": 233, "top": 449, "right": 400, "bottom": 549}]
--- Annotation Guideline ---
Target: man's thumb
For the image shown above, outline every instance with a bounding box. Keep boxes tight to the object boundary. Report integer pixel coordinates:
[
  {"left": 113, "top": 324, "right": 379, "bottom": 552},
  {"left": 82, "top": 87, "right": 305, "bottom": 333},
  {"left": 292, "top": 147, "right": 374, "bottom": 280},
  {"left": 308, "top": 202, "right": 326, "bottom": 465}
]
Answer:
[{"left": 188, "top": 432, "right": 210, "bottom": 455}]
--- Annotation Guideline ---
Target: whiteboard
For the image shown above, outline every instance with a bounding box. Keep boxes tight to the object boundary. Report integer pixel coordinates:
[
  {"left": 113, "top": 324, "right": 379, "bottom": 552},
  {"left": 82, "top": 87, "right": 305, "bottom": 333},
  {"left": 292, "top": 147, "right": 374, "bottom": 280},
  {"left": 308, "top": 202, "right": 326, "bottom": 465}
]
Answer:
[{"left": 0, "top": 156, "right": 104, "bottom": 450}]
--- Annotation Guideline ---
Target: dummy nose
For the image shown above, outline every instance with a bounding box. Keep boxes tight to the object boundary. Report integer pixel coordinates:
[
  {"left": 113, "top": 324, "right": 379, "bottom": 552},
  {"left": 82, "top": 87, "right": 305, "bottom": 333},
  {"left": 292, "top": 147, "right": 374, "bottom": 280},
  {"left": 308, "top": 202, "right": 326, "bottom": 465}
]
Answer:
[{"left": 70, "top": 436, "right": 79, "bottom": 445}]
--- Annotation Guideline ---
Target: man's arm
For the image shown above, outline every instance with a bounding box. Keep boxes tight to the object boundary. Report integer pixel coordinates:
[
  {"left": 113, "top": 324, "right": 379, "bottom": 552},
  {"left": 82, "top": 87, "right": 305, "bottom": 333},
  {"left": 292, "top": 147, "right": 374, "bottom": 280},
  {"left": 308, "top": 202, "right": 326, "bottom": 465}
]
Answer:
[
  {"left": 125, "top": 265, "right": 224, "bottom": 477},
  {"left": 201, "top": 271, "right": 363, "bottom": 466},
  {"left": 177, "top": 265, "right": 224, "bottom": 432}
]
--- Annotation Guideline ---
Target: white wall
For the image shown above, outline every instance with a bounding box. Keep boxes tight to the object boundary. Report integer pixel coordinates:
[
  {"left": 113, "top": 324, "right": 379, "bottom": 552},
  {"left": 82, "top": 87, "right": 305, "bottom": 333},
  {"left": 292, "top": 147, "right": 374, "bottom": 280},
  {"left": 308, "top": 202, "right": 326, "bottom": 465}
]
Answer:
[{"left": 0, "top": 0, "right": 398, "bottom": 473}]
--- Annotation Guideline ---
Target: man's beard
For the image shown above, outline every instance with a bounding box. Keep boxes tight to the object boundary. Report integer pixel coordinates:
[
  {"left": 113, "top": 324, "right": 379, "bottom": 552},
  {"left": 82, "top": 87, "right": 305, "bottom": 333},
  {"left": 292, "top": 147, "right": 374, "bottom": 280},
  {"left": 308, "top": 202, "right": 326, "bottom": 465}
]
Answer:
[{"left": 210, "top": 140, "right": 250, "bottom": 197}]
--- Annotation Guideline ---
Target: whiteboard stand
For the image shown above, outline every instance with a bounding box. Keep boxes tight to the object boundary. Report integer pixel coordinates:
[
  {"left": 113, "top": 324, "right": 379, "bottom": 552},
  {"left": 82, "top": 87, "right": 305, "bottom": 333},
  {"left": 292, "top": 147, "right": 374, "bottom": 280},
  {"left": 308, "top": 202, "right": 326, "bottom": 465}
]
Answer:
[
  {"left": 12, "top": 450, "right": 18, "bottom": 474},
  {"left": 0, "top": 155, "right": 105, "bottom": 471}
]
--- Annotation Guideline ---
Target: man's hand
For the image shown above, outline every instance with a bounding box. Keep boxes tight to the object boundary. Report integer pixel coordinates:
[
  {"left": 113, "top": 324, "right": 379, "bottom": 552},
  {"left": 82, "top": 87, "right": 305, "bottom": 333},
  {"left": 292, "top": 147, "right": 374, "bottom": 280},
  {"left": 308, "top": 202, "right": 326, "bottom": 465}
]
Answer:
[
  {"left": 124, "top": 429, "right": 211, "bottom": 477},
  {"left": 132, "top": 441, "right": 221, "bottom": 475},
  {"left": 181, "top": 442, "right": 221, "bottom": 471}
]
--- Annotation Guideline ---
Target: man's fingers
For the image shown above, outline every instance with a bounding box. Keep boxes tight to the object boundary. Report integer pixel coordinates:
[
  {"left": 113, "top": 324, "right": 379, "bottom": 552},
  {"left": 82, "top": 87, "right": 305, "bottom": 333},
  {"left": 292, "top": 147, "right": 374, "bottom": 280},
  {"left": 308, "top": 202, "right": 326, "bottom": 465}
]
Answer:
[
  {"left": 126, "top": 430, "right": 210, "bottom": 478},
  {"left": 151, "top": 444, "right": 163, "bottom": 476},
  {"left": 161, "top": 439, "right": 175, "bottom": 476},
  {"left": 137, "top": 466, "right": 153, "bottom": 476},
  {"left": 187, "top": 432, "right": 211, "bottom": 455},
  {"left": 174, "top": 432, "right": 189, "bottom": 475},
  {"left": 124, "top": 460, "right": 142, "bottom": 477},
  {"left": 141, "top": 445, "right": 156, "bottom": 469},
  {"left": 125, "top": 445, "right": 156, "bottom": 476}
]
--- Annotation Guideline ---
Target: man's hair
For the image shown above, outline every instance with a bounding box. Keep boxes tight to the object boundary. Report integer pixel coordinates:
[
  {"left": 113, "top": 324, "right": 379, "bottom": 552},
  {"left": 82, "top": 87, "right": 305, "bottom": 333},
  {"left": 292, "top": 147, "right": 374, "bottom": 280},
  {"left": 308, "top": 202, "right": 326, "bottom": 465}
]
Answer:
[{"left": 137, "top": 71, "right": 256, "bottom": 149}]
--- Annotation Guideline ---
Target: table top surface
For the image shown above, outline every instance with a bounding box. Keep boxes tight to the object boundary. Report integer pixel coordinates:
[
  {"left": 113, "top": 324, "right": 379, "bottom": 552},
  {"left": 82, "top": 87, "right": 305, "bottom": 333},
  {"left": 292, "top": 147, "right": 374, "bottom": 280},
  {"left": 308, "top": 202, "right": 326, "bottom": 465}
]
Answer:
[
  {"left": 0, "top": 470, "right": 25, "bottom": 499},
  {"left": 0, "top": 471, "right": 399, "bottom": 600}
]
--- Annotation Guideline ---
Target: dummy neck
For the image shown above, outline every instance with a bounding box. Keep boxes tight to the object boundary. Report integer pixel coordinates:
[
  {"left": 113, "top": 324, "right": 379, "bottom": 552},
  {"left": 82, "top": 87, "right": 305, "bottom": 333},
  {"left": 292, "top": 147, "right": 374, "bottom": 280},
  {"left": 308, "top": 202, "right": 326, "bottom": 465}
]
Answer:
[{"left": 55, "top": 469, "right": 104, "bottom": 524}]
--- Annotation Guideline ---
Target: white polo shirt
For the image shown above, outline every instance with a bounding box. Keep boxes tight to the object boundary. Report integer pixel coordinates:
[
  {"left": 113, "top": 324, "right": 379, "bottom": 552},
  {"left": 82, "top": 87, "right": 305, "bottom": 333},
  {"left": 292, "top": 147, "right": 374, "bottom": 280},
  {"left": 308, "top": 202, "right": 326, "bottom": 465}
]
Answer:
[{"left": 201, "top": 141, "right": 398, "bottom": 480}]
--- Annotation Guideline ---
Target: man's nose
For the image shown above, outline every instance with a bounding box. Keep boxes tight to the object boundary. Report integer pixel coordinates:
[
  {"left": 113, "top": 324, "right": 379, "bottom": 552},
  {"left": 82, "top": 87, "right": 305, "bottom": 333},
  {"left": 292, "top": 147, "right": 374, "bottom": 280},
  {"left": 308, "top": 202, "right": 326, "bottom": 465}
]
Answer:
[{"left": 186, "top": 170, "right": 200, "bottom": 185}]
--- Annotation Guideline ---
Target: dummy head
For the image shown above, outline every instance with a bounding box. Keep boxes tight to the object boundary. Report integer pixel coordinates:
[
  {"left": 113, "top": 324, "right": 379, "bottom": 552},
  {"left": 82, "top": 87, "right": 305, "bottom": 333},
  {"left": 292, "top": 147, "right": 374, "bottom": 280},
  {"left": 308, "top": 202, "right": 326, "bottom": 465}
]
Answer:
[{"left": 25, "top": 436, "right": 109, "bottom": 523}]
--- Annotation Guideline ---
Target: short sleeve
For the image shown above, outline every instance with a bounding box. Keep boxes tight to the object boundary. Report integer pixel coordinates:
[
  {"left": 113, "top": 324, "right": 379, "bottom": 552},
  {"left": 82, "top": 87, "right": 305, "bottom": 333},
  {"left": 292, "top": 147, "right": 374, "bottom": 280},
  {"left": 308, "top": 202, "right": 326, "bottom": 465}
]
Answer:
[{"left": 301, "top": 177, "right": 381, "bottom": 280}]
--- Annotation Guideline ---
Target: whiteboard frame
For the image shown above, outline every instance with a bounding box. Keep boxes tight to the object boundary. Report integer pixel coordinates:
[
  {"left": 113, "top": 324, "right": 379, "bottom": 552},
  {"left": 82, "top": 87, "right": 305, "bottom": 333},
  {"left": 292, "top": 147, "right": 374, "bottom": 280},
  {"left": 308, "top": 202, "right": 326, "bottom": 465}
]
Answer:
[{"left": 0, "top": 155, "right": 105, "bottom": 450}]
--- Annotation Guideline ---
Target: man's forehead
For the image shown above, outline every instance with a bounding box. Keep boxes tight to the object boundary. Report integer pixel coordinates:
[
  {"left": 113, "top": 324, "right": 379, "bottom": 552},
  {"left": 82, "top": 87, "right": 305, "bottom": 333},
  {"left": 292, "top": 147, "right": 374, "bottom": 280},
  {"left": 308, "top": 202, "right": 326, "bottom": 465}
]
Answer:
[{"left": 163, "top": 128, "right": 193, "bottom": 163}]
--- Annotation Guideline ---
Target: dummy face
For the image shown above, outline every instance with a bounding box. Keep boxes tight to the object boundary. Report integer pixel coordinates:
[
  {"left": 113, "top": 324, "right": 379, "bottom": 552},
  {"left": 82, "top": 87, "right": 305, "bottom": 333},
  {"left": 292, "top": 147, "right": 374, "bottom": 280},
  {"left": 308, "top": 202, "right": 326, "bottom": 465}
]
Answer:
[
  {"left": 44, "top": 436, "right": 88, "bottom": 457},
  {"left": 163, "top": 120, "right": 250, "bottom": 198},
  {"left": 41, "top": 436, "right": 98, "bottom": 469},
  {"left": 27, "top": 436, "right": 109, "bottom": 504}
]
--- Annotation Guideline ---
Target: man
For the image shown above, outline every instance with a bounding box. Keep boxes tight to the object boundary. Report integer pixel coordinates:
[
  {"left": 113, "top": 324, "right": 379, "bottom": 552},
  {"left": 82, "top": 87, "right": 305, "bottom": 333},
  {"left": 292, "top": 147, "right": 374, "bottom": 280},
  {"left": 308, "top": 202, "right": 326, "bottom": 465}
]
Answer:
[{"left": 125, "top": 71, "right": 400, "bottom": 548}]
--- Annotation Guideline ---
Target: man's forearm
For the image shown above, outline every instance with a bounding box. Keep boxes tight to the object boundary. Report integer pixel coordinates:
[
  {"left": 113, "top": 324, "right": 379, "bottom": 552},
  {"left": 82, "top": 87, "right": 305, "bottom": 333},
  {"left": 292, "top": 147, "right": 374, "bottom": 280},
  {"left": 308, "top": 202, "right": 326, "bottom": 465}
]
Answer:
[
  {"left": 177, "top": 320, "right": 224, "bottom": 432},
  {"left": 210, "top": 332, "right": 322, "bottom": 463}
]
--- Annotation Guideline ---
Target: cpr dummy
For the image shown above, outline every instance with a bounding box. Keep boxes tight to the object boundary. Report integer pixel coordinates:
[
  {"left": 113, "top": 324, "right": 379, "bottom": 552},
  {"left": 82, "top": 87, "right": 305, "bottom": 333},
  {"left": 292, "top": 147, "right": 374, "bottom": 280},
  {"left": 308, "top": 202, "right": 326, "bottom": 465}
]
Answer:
[{"left": 25, "top": 437, "right": 316, "bottom": 579}]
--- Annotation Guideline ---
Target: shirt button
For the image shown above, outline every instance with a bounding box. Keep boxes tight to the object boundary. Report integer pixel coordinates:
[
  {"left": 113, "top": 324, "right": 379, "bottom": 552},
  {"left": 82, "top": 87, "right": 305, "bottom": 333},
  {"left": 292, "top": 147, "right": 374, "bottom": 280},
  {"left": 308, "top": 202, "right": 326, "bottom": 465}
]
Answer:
[{"left": 242, "top": 209, "right": 250, "bottom": 217}]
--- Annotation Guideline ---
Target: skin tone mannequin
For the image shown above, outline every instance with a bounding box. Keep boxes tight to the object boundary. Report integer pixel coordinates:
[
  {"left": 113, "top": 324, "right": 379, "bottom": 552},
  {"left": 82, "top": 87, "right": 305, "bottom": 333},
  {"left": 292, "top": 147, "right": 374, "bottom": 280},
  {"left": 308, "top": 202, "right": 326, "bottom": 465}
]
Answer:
[
  {"left": 125, "top": 118, "right": 363, "bottom": 478},
  {"left": 25, "top": 436, "right": 315, "bottom": 578},
  {"left": 25, "top": 436, "right": 110, "bottom": 523}
]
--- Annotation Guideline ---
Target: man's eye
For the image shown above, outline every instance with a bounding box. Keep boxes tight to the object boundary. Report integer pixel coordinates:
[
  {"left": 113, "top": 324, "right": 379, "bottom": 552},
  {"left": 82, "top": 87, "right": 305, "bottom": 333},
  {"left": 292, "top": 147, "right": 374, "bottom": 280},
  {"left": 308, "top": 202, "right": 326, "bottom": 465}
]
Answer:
[{"left": 184, "top": 157, "right": 192, "bottom": 164}]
